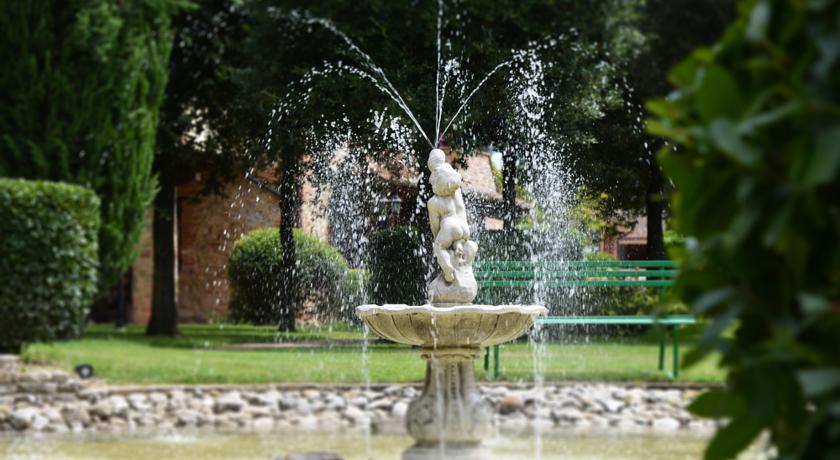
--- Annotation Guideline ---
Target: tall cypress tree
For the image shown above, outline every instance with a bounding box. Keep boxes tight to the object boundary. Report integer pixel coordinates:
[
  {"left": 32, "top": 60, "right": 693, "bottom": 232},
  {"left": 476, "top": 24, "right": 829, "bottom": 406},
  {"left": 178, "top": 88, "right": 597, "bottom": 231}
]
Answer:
[{"left": 0, "top": 0, "right": 183, "bottom": 293}]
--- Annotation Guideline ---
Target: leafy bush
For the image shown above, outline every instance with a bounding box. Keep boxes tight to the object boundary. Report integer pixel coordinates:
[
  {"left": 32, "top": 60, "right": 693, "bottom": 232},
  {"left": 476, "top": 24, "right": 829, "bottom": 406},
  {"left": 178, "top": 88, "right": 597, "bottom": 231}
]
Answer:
[
  {"left": 649, "top": 1, "right": 840, "bottom": 458},
  {"left": 0, "top": 179, "right": 100, "bottom": 353},
  {"left": 228, "top": 228, "right": 357, "bottom": 325},
  {"left": 368, "top": 226, "right": 426, "bottom": 305}
]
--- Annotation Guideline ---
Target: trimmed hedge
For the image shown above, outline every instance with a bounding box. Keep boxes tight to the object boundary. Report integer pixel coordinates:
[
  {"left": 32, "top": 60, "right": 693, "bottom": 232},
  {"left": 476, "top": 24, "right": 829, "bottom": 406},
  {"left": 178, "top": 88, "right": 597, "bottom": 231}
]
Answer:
[
  {"left": 368, "top": 226, "right": 426, "bottom": 305},
  {"left": 0, "top": 179, "right": 100, "bottom": 353},
  {"left": 228, "top": 228, "right": 359, "bottom": 324}
]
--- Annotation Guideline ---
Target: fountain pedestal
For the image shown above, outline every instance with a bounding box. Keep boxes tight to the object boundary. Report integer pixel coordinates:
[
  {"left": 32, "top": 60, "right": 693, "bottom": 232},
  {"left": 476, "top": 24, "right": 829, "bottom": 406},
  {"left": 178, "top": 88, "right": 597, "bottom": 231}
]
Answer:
[
  {"left": 357, "top": 304, "right": 547, "bottom": 459},
  {"left": 406, "top": 348, "right": 492, "bottom": 445}
]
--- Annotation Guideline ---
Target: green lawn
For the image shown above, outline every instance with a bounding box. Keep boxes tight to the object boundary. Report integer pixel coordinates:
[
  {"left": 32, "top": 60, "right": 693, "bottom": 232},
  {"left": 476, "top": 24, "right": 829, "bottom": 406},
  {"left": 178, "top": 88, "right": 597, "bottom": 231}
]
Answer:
[{"left": 22, "top": 324, "right": 725, "bottom": 385}]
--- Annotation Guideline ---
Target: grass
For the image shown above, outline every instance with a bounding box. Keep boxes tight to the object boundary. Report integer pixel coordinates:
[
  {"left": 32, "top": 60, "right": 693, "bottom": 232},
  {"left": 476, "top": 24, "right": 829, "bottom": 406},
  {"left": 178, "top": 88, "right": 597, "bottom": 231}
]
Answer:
[{"left": 22, "top": 323, "right": 725, "bottom": 385}]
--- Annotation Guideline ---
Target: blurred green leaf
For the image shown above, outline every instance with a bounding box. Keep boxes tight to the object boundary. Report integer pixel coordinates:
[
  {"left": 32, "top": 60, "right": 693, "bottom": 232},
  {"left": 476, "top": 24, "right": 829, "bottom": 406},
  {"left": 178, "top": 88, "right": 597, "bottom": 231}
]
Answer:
[
  {"left": 791, "top": 127, "right": 840, "bottom": 187},
  {"left": 689, "top": 388, "right": 741, "bottom": 417},
  {"left": 709, "top": 119, "right": 760, "bottom": 166},
  {"left": 798, "top": 368, "right": 840, "bottom": 397},
  {"left": 695, "top": 66, "right": 742, "bottom": 121}
]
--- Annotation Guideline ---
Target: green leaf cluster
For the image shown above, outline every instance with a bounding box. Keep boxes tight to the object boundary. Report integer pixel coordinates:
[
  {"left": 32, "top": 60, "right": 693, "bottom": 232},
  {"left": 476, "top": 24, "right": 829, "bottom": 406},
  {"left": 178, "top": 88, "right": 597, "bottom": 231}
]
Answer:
[
  {"left": 0, "top": 179, "right": 100, "bottom": 353},
  {"left": 648, "top": 1, "right": 840, "bottom": 458},
  {"left": 0, "top": 0, "right": 184, "bottom": 291},
  {"left": 228, "top": 228, "right": 361, "bottom": 324}
]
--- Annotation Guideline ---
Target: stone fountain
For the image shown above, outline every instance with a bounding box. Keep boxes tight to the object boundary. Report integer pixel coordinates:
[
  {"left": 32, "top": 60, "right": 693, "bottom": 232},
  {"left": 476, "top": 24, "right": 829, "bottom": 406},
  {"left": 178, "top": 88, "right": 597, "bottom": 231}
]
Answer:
[{"left": 357, "top": 149, "right": 547, "bottom": 460}]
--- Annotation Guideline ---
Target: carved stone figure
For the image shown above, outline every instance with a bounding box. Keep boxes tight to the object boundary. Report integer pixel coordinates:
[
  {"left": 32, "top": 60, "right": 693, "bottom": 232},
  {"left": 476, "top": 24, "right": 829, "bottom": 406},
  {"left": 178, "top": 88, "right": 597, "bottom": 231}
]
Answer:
[{"left": 426, "top": 149, "right": 479, "bottom": 304}]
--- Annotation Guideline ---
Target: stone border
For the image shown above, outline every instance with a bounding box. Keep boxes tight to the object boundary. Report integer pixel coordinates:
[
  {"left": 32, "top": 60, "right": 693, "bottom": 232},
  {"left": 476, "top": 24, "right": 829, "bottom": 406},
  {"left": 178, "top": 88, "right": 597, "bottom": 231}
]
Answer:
[{"left": 0, "top": 356, "right": 718, "bottom": 435}]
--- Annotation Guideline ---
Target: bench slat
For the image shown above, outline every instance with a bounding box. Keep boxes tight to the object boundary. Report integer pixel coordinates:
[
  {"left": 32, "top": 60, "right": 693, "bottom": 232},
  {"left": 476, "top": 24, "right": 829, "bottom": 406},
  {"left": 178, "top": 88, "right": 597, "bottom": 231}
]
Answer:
[
  {"left": 480, "top": 280, "right": 674, "bottom": 288},
  {"left": 475, "top": 260, "right": 676, "bottom": 269},
  {"left": 475, "top": 270, "right": 677, "bottom": 279},
  {"left": 537, "top": 315, "right": 696, "bottom": 325}
]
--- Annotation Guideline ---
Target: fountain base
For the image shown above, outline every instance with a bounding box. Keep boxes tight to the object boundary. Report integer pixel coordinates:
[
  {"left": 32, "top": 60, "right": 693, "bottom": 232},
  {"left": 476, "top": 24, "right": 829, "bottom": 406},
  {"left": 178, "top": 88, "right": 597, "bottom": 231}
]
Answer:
[
  {"left": 356, "top": 303, "right": 547, "bottom": 458},
  {"left": 406, "top": 348, "right": 492, "bottom": 445},
  {"left": 403, "top": 444, "right": 493, "bottom": 460}
]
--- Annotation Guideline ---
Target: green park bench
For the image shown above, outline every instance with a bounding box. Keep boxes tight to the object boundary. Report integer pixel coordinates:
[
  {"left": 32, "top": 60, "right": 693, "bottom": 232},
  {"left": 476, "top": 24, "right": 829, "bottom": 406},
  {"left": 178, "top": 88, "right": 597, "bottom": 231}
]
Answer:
[{"left": 474, "top": 260, "right": 695, "bottom": 379}]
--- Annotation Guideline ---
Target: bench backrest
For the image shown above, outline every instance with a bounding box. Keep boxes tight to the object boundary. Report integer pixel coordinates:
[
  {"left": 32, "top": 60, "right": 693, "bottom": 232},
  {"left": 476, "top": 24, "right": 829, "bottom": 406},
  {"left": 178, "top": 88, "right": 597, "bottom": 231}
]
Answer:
[{"left": 474, "top": 260, "right": 677, "bottom": 300}]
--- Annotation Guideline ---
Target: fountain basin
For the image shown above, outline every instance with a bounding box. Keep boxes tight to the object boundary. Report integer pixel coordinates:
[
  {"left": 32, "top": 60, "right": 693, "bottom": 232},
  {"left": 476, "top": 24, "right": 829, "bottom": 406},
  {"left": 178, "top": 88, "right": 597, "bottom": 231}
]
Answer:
[{"left": 356, "top": 304, "right": 547, "bottom": 348}]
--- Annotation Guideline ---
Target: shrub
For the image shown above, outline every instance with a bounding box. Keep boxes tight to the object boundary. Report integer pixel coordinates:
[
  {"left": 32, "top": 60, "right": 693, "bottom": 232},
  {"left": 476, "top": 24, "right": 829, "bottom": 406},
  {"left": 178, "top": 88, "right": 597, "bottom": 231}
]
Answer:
[
  {"left": 228, "top": 228, "right": 356, "bottom": 325},
  {"left": 0, "top": 179, "right": 100, "bottom": 353},
  {"left": 368, "top": 226, "right": 426, "bottom": 305},
  {"left": 649, "top": 1, "right": 840, "bottom": 457}
]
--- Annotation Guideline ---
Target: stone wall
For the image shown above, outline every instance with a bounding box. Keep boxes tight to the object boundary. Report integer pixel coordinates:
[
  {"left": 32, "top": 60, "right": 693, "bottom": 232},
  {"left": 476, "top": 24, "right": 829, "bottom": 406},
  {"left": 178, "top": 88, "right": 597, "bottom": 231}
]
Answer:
[{"left": 1, "top": 357, "right": 716, "bottom": 435}]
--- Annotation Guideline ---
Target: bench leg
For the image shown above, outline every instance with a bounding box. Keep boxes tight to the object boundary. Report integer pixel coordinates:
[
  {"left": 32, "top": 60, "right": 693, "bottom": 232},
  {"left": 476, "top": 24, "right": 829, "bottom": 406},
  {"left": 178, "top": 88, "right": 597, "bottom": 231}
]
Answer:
[
  {"left": 658, "top": 329, "right": 665, "bottom": 371},
  {"left": 493, "top": 344, "right": 500, "bottom": 380},
  {"left": 672, "top": 325, "right": 680, "bottom": 379},
  {"left": 483, "top": 347, "right": 490, "bottom": 376}
]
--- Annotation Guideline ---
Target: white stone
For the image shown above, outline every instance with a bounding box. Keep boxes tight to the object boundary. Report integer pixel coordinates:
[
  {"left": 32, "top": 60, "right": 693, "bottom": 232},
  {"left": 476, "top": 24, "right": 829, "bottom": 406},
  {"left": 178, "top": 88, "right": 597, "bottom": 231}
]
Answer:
[
  {"left": 652, "top": 417, "right": 681, "bottom": 431},
  {"left": 343, "top": 405, "right": 367, "bottom": 423},
  {"left": 109, "top": 396, "right": 129, "bottom": 417},
  {"left": 214, "top": 391, "right": 245, "bottom": 413},
  {"left": 598, "top": 398, "right": 625, "bottom": 413},
  {"left": 10, "top": 407, "right": 39, "bottom": 430},
  {"left": 391, "top": 401, "right": 408, "bottom": 418}
]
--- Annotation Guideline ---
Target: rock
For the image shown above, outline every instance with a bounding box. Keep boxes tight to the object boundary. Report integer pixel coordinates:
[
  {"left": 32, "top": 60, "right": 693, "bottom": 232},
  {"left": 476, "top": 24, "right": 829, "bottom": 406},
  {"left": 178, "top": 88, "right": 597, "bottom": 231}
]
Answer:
[
  {"left": 302, "top": 389, "right": 321, "bottom": 399},
  {"left": 597, "top": 398, "right": 625, "bottom": 413},
  {"left": 41, "top": 407, "right": 62, "bottom": 423},
  {"left": 279, "top": 396, "right": 301, "bottom": 411},
  {"left": 10, "top": 408, "right": 39, "bottom": 430},
  {"left": 18, "top": 370, "right": 51, "bottom": 383},
  {"left": 62, "top": 406, "right": 91, "bottom": 426},
  {"left": 109, "top": 396, "right": 130, "bottom": 417},
  {"left": 148, "top": 392, "right": 168, "bottom": 407},
  {"left": 391, "top": 401, "right": 408, "bottom": 418},
  {"left": 347, "top": 397, "right": 368, "bottom": 408},
  {"left": 552, "top": 408, "right": 583, "bottom": 422},
  {"left": 367, "top": 398, "right": 391, "bottom": 411},
  {"left": 343, "top": 405, "right": 367, "bottom": 423},
  {"left": 652, "top": 417, "right": 681, "bottom": 431},
  {"left": 499, "top": 394, "right": 525, "bottom": 415},
  {"left": 0, "top": 385, "right": 16, "bottom": 395},
  {"left": 30, "top": 414, "right": 50, "bottom": 431},
  {"left": 91, "top": 399, "right": 115, "bottom": 419},
  {"left": 128, "top": 393, "right": 151, "bottom": 411},
  {"left": 58, "top": 380, "right": 84, "bottom": 393},
  {"left": 250, "top": 391, "right": 281, "bottom": 407},
  {"left": 0, "top": 355, "right": 19, "bottom": 373},
  {"left": 214, "top": 391, "right": 245, "bottom": 413},
  {"left": 245, "top": 405, "right": 273, "bottom": 418},
  {"left": 176, "top": 410, "right": 203, "bottom": 427},
  {"left": 324, "top": 395, "right": 346, "bottom": 411},
  {"left": 383, "top": 385, "right": 403, "bottom": 396},
  {"left": 295, "top": 399, "right": 313, "bottom": 415}
]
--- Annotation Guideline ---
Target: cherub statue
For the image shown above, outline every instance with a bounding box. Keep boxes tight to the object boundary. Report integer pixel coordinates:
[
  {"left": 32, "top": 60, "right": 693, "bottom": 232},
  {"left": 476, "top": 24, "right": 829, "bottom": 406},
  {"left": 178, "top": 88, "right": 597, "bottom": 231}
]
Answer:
[{"left": 426, "top": 149, "right": 478, "bottom": 304}]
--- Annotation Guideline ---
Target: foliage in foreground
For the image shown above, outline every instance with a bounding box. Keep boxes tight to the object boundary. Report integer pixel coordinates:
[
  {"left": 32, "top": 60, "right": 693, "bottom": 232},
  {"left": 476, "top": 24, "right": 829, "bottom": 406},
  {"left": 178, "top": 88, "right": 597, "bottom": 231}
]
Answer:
[
  {"left": 649, "top": 0, "right": 840, "bottom": 458},
  {"left": 0, "top": 0, "right": 183, "bottom": 292},
  {"left": 228, "top": 228, "right": 362, "bottom": 325},
  {"left": 0, "top": 179, "right": 100, "bottom": 353}
]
